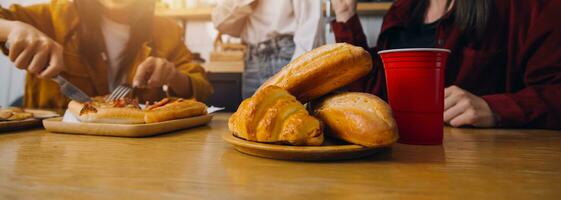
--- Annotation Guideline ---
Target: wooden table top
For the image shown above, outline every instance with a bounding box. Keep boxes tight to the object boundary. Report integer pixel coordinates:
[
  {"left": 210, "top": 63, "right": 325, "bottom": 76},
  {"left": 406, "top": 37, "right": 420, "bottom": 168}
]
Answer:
[{"left": 1, "top": 113, "right": 560, "bottom": 199}]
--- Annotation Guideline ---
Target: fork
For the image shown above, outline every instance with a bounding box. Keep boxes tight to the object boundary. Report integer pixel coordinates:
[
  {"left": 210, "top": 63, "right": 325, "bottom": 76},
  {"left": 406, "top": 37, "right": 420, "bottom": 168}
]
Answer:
[{"left": 106, "top": 85, "right": 133, "bottom": 101}]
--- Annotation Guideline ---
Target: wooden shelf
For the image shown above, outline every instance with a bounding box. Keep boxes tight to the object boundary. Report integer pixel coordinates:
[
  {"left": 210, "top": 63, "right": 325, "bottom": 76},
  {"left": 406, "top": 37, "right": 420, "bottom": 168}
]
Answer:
[
  {"left": 156, "top": 7, "right": 213, "bottom": 21},
  {"left": 157, "top": 2, "right": 392, "bottom": 21}
]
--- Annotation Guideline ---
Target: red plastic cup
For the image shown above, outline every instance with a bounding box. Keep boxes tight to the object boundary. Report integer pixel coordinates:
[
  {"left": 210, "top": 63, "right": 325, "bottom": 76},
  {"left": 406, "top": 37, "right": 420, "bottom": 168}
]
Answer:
[{"left": 378, "top": 48, "right": 451, "bottom": 145}]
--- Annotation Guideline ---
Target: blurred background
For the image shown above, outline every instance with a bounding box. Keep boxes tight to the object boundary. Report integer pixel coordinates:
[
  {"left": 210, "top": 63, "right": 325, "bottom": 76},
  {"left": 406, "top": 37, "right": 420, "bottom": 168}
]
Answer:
[{"left": 0, "top": 0, "right": 391, "bottom": 109}]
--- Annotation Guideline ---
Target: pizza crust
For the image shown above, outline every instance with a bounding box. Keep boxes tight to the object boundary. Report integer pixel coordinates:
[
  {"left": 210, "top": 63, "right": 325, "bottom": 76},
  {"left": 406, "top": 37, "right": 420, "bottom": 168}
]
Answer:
[
  {"left": 68, "top": 98, "right": 207, "bottom": 124},
  {"left": 145, "top": 100, "right": 207, "bottom": 123},
  {"left": 68, "top": 101, "right": 145, "bottom": 124}
]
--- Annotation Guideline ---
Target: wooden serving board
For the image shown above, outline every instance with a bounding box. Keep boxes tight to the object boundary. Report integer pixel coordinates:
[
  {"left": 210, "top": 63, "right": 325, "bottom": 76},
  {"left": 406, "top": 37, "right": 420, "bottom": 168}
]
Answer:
[
  {"left": 223, "top": 133, "right": 392, "bottom": 161},
  {"left": 0, "top": 119, "right": 42, "bottom": 132},
  {"left": 0, "top": 109, "right": 59, "bottom": 132},
  {"left": 43, "top": 115, "right": 213, "bottom": 137}
]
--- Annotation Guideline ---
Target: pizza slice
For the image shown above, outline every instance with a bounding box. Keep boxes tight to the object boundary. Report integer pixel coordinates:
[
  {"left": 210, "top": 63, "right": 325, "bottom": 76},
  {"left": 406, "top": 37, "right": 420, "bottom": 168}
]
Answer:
[{"left": 68, "top": 97, "right": 207, "bottom": 124}]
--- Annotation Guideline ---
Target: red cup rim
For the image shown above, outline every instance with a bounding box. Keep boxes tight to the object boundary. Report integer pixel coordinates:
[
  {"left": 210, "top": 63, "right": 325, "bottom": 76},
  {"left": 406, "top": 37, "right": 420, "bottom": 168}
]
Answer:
[{"left": 378, "top": 48, "right": 451, "bottom": 55}]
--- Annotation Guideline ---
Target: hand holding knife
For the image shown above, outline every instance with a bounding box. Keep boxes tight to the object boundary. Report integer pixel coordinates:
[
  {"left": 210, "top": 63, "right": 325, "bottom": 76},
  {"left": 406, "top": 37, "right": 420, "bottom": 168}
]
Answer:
[{"left": 5, "top": 41, "right": 92, "bottom": 103}]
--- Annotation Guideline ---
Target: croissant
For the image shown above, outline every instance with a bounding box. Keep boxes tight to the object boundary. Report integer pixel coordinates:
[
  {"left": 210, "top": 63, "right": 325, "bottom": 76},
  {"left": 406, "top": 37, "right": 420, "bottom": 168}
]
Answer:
[
  {"left": 258, "top": 43, "right": 372, "bottom": 102},
  {"left": 228, "top": 86, "right": 323, "bottom": 146}
]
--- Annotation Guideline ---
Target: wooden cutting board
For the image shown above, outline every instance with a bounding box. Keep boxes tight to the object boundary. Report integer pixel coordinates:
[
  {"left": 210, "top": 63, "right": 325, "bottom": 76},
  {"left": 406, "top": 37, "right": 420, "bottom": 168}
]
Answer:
[
  {"left": 223, "top": 133, "right": 392, "bottom": 161},
  {"left": 43, "top": 115, "right": 213, "bottom": 137},
  {"left": 0, "top": 109, "right": 60, "bottom": 132}
]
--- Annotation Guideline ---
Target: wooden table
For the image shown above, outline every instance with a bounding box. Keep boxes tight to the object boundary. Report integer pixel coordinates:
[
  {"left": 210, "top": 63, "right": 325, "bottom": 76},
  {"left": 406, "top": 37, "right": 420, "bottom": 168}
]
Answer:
[{"left": 1, "top": 113, "right": 560, "bottom": 199}]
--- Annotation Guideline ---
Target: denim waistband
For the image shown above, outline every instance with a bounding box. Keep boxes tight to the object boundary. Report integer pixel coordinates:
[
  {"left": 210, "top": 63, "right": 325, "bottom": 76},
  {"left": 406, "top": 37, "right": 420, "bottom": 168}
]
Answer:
[{"left": 248, "top": 35, "right": 294, "bottom": 55}]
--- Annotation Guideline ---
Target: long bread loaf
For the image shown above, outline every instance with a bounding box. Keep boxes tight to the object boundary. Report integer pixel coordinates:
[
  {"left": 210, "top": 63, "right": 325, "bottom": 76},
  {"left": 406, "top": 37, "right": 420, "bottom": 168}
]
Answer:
[{"left": 258, "top": 43, "right": 372, "bottom": 102}]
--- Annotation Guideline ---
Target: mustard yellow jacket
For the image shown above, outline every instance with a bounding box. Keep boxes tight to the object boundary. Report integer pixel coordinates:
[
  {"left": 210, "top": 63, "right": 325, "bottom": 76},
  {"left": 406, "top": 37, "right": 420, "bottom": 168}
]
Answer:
[{"left": 0, "top": 0, "right": 213, "bottom": 109}]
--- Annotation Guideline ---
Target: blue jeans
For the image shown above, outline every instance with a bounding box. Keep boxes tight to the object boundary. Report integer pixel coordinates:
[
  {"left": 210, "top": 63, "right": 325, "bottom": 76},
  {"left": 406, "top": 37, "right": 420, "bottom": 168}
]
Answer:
[{"left": 243, "top": 35, "right": 295, "bottom": 99}]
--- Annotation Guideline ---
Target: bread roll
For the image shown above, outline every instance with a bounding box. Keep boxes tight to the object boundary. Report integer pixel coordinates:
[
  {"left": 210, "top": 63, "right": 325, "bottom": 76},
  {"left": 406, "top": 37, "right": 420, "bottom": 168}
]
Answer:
[
  {"left": 258, "top": 43, "right": 372, "bottom": 102},
  {"left": 144, "top": 99, "right": 207, "bottom": 123},
  {"left": 313, "top": 92, "right": 398, "bottom": 147},
  {"left": 229, "top": 86, "right": 323, "bottom": 146}
]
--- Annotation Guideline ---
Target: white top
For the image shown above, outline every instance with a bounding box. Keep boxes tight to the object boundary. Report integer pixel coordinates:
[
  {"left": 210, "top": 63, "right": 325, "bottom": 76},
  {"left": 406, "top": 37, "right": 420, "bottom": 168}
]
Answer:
[
  {"left": 101, "top": 16, "right": 131, "bottom": 92},
  {"left": 212, "top": 0, "right": 324, "bottom": 60}
]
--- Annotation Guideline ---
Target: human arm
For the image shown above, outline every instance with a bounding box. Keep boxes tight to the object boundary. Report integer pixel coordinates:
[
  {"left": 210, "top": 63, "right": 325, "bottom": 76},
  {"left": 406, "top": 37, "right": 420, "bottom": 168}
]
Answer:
[
  {"left": 211, "top": 0, "right": 256, "bottom": 37},
  {"left": 332, "top": 0, "right": 357, "bottom": 23},
  {"left": 445, "top": 1, "right": 561, "bottom": 129},
  {"left": 132, "top": 22, "right": 213, "bottom": 101}
]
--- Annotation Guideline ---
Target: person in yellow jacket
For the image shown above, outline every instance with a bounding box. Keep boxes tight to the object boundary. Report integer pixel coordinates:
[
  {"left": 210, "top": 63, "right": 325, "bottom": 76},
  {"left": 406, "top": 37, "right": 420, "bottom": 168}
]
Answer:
[{"left": 0, "top": 0, "right": 213, "bottom": 109}]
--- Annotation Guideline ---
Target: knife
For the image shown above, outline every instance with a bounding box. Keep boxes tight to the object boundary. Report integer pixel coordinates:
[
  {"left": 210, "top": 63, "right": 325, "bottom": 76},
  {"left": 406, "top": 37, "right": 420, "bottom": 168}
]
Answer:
[{"left": 52, "top": 75, "right": 92, "bottom": 103}]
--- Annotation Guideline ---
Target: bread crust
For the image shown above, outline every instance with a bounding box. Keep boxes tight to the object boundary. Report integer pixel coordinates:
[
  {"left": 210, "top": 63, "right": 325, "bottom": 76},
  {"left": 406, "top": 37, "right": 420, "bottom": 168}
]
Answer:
[
  {"left": 258, "top": 43, "right": 372, "bottom": 102},
  {"left": 229, "top": 86, "right": 323, "bottom": 146},
  {"left": 68, "top": 98, "right": 207, "bottom": 124},
  {"left": 145, "top": 99, "right": 207, "bottom": 123},
  {"left": 313, "top": 92, "right": 398, "bottom": 147},
  {"left": 68, "top": 101, "right": 145, "bottom": 124}
]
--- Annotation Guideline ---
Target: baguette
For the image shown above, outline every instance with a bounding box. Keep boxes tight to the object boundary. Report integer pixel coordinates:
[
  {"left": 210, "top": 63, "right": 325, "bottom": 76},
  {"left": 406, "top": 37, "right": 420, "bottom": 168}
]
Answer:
[{"left": 258, "top": 43, "right": 372, "bottom": 102}]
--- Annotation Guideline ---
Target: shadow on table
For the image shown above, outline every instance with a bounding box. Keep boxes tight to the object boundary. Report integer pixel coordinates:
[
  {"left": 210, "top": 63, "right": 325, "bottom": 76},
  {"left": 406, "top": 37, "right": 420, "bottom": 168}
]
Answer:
[
  {"left": 220, "top": 144, "right": 446, "bottom": 164},
  {"left": 0, "top": 126, "right": 43, "bottom": 135},
  {"left": 146, "top": 124, "right": 214, "bottom": 138},
  {"left": 357, "top": 144, "right": 446, "bottom": 164}
]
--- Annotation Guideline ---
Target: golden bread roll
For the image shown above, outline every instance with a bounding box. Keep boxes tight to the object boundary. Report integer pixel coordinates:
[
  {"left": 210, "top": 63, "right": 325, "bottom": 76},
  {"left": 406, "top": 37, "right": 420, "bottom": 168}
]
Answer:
[
  {"left": 144, "top": 99, "right": 207, "bottom": 123},
  {"left": 313, "top": 92, "right": 398, "bottom": 147},
  {"left": 258, "top": 43, "right": 372, "bottom": 102},
  {"left": 229, "top": 86, "right": 323, "bottom": 146}
]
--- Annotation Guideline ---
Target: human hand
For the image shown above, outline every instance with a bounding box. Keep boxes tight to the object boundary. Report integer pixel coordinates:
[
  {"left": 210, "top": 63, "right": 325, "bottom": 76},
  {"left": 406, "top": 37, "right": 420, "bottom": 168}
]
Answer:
[
  {"left": 132, "top": 57, "right": 179, "bottom": 88},
  {"left": 331, "top": 0, "right": 358, "bottom": 23},
  {"left": 444, "top": 85, "right": 496, "bottom": 128},
  {"left": 6, "top": 21, "right": 64, "bottom": 79}
]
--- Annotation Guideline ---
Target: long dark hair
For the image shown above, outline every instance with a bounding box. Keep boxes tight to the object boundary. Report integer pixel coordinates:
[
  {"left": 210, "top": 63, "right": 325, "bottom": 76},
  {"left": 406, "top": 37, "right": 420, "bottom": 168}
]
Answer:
[
  {"left": 72, "top": 0, "right": 155, "bottom": 84},
  {"left": 407, "top": 0, "right": 494, "bottom": 38}
]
